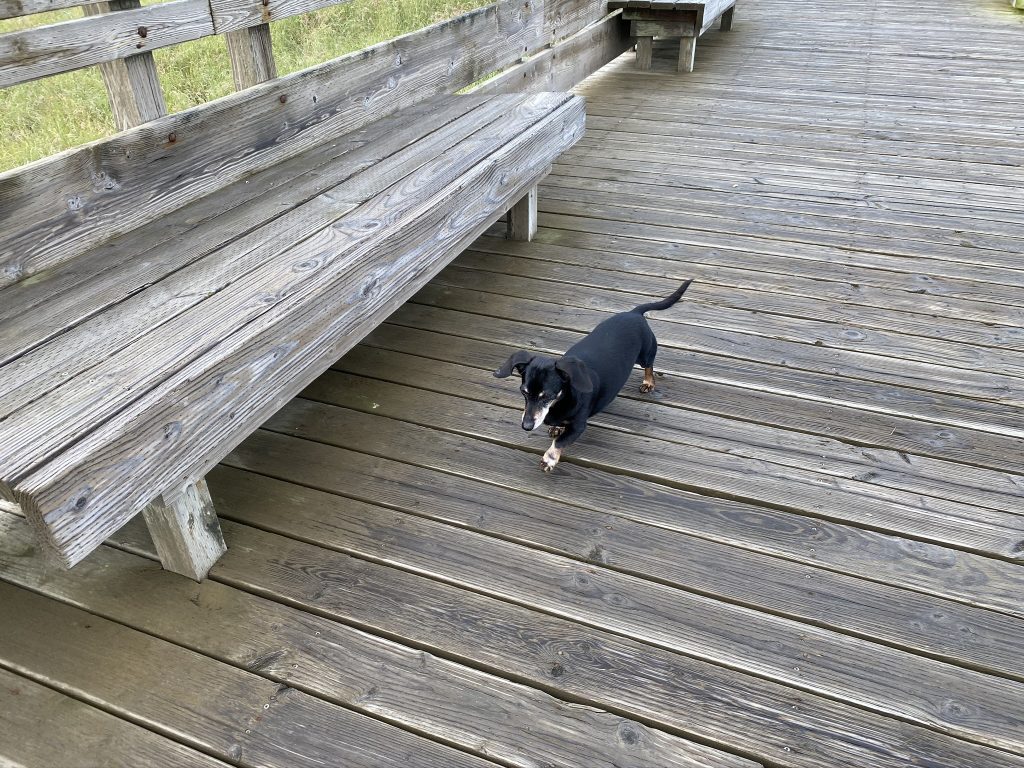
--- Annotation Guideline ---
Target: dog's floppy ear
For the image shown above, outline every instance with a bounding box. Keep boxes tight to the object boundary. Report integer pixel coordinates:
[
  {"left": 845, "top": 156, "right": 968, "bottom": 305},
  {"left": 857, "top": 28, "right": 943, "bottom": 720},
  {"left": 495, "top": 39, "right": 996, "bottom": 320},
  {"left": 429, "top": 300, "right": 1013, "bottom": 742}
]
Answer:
[
  {"left": 494, "top": 350, "right": 535, "bottom": 378},
  {"left": 556, "top": 356, "right": 593, "bottom": 395}
]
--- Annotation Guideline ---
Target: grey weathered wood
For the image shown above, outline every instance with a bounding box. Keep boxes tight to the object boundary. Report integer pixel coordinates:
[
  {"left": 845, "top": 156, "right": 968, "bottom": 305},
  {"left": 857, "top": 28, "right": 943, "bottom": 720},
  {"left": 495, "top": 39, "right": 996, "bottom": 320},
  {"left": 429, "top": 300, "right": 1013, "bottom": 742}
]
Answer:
[
  {"left": 0, "top": 98, "right": 498, "bottom": 416},
  {"left": 678, "top": 34, "right": 696, "bottom": 71},
  {"left": 141, "top": 477, "right": 226, "bottom": 581},
  {"left": 0, "top": 582, "right": 502, "bottom": 768},
  {"left": 635, "top": 36, "right": 653, "bottom": 70},
  {"left": 10, "top": 94, "right": 586, "bottom": 568},
  {"left": 0, "top": 514, "right": 751, "bottom": 768},
  {"left": 720, "top": 4, "right": 734, "bottom": 30},
  {"left": 1, "top": 0, "right": 100, "bottom": 19},
  {"left": 0, "top": 667, "right": 230, "bottom": 768},
  {"left": 253, "top": 373, "right": 1024, "bottom": 679},
  {"left": 507, "top": 185, "right": 539, "bottom": 241},
  {"left": 238, "top": 413, "right": 1024, "bottom": 754},
  {"left": 0, "top": 0, "right": 215, "bottom": 88},
  {"left": 82, "top": 0, "right": 168, "bottom": 131},
  {"left": 472, "top": 10, "right": 631, "bottom": 95},
  {"left": 224, "top": 23, "right": 277, "bottom": 90},
  {"left": 0, "top": 0, "right": 600, "bottom": 286}
]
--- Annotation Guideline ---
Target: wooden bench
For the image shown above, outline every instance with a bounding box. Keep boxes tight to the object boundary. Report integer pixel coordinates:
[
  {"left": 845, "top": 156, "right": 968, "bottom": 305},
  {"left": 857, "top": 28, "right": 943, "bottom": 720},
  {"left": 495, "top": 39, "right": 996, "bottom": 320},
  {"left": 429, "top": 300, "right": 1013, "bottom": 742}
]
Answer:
[
  {"left": 610, "top": 0, "right": 737, "bottom": 72},
  {"left": 0, "top": 0, "right": 627, "bottom": 581}
]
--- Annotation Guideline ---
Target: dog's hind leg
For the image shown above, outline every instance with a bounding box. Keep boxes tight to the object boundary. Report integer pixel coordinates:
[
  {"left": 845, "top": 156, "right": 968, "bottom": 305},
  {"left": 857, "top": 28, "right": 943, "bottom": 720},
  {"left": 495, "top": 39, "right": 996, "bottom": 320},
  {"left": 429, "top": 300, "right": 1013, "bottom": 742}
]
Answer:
[{"left": 638, "top": 332, "right": 659, "bottom": 394}]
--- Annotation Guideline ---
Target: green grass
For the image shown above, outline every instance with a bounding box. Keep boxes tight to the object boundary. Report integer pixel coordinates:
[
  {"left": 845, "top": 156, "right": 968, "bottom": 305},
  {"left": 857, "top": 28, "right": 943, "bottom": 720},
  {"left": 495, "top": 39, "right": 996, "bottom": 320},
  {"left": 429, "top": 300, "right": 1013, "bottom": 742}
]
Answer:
[{"left": 0, "top": 0, "right": 488, "bottom": 173}]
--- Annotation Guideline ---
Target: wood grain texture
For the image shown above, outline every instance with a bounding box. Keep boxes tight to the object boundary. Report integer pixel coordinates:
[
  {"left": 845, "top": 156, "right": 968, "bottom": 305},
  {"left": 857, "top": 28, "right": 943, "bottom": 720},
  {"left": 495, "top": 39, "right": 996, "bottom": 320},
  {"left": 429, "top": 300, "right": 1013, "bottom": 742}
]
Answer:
[
  {"left": 82, "top": 0, "right": 168, "bottom": 131},
  {"left": 507, "top": 185, "right": 539, "bottom": 241},
  {"left": 0, "top": 667, "right": 231, "bottom": 768},
  {"left": 223, "top": 410, "right": 1024, "bottom": 683},
  {"left": 0, "top": 0, "right": 605, "bottom": 286},
  {"left": 222, "top": 421, "right": 1024, "bottom": 754},
  {"left": 0, "top": 513, "right": 750, "bottom": 768},
  {"left": 472, "top": 10, "right": 631, "bottom": 95},
  {"left": 0, "top": 0, "right": 214, "bottom": 88},
  {"left": 101, "top": 511, "right": 1024, "bottom": 768},
  {"left": 0, "top": 3, "right": 527, "bottom": 283},
  {"left": 0, "top": 581, "right": 503, "bottom": 768},
  {"left": 224, "top": 23, "right": 277, "bottom": 90},
  {"left": 12, "top": 94, "right": 586, "bottom": 567},
  {"left": 0, "top": 0, "right": 98, "bottom": 19},
  {"left": 142, "top": 477, "right": 226, "bottom": 581}
]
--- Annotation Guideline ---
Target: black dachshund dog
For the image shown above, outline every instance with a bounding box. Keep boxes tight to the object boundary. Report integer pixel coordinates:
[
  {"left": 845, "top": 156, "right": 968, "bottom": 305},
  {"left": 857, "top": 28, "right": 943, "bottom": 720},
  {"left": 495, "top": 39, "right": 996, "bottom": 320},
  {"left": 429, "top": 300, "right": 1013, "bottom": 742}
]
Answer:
[{"left": 495, "top": 280, "right": 692, "bottom": 471}]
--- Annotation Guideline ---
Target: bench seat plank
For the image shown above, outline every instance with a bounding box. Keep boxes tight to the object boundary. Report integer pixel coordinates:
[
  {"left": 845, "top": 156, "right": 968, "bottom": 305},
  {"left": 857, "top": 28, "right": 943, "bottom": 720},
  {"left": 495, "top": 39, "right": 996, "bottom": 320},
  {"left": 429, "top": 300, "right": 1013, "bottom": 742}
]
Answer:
[
  {"left": 0, "top": 96, "right": 499, "bottom": 417},
  {"left": 0, "top": 93, "right": 545, "bottom": 479},
  {"left": 2, "top": 91, "right": 586, "bottom": 567}
]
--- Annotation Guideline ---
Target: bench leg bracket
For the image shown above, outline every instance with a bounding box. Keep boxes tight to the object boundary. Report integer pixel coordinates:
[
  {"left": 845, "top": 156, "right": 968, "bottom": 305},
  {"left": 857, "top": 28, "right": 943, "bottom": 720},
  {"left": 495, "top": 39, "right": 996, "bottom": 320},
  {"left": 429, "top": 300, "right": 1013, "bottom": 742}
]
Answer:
[
  {"left": 635, "top": 37, "right": 654, "bottom": 70},
  {"left": 507, "top": 185, "right": 539, "bottom": 242},
  {"left": 721, "top": 6, "right": 735, "bottom": 31},
  {"left": 142, "top": 478, "right": 226, "bottom": 581},
  {"left": 678, "top": 36, "right": 696, "bottom": 72}
]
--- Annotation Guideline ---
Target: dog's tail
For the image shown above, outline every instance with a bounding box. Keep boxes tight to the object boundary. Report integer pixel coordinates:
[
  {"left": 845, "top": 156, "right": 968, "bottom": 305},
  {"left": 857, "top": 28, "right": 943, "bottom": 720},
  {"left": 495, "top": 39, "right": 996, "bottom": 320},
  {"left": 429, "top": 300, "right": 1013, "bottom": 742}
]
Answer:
[{"left": 630, "top": 279, "right": 693, "bottom": 314}]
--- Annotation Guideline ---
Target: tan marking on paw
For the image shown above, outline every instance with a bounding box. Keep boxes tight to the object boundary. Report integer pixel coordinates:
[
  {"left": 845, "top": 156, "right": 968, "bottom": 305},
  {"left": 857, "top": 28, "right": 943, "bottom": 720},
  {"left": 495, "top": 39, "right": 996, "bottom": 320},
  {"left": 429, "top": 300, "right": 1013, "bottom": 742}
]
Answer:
[
  {"left": 640, "top": 366, "right": 656, "bottom": 394},
  {"left": 548, "top": 425, "right": 566, "bottom": 439},
  {"left": 541, "top": 444, "right": 562, "bottom": 472}
]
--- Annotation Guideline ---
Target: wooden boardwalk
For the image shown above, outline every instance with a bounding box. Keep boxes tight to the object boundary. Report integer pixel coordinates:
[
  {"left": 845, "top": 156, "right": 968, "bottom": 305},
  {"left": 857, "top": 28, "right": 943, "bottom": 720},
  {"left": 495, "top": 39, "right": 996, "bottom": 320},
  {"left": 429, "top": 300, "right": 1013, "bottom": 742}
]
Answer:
[{"left": 2, "top": 0, "right": 1023, "bottom": 765}]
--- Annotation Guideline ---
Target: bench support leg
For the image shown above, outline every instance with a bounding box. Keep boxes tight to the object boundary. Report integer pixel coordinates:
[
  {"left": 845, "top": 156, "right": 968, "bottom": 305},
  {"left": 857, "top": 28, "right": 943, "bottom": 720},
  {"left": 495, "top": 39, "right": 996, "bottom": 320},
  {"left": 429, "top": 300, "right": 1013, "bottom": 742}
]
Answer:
[
  {"left": 635, "top": 37, "right": 654, "bottom": 71},
  {"left": 142, "top": 478, "right": 226, "bottom": 582},
  {"left": 678, "top": 35, "right": 696, "bottom": 73},
  {"left": 507, "top": 186, "right": 539, "bottom": 242},
  {"left": 721, "top": 6, "right": 735, "bottom": 31}
]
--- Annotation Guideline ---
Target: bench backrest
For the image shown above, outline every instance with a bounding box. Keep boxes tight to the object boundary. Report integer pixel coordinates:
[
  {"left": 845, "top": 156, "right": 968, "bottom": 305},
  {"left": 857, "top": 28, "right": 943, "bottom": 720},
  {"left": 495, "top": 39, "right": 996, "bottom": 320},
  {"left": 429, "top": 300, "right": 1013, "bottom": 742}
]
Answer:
[{"left": 0, "top": 0, "right": 624, "bottom": 288}]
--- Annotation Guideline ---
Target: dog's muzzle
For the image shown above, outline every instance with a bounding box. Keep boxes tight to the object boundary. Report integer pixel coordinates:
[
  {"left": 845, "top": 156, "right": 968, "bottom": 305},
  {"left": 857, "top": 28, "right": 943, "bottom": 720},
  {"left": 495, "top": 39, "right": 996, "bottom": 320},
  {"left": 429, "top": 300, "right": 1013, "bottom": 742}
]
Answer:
[{"left": 522, "top": 404, "right": 550, "bottom": 431}]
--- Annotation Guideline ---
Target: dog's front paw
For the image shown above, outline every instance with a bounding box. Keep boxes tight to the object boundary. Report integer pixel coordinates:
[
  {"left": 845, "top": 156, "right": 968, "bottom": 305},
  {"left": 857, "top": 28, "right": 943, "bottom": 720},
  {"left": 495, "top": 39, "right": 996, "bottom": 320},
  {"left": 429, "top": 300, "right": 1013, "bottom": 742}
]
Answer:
[
  {"left": 548, "top": 425, "right": 566, "bottom": 439},
  {"left": 541, "top": 446, "right": 562, "bottom": 472},
  {"left": 639, "top": 381, "right": 656, "bottom": 394}
]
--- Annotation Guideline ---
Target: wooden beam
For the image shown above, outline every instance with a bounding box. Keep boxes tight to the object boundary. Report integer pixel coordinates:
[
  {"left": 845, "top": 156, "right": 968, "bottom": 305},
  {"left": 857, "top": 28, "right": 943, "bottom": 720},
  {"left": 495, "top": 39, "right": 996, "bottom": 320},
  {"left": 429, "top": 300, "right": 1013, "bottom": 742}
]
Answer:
[
  {"left": 678, "top": 34, "right": 696, "bottom": 72},
  {"left": 224, "top": 23, "right": 277, "bottom": 90},
  {"left": 82, "top": 0, "right": 167, "bottom": 130},
  {"left": 720, "top": 4, "right": 734, "bottom": 30},
  {"left": 141, "top": 478, "right": 226, "bottom": 581},
  {"left": 0, "top": 0, "right": 214, "bottom": 89},
  {"left": 635, "top": 36, "right": 653, "bottom": 70},
  {"left": 507, "top": 185, "right": 538, "bottom": 241}
]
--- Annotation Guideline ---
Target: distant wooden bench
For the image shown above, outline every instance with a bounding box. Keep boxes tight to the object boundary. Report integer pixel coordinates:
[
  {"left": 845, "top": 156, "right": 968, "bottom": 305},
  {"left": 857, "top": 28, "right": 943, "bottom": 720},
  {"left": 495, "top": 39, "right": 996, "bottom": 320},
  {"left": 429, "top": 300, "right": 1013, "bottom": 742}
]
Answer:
[
  {"left": 610, "top": 0, "right": 737, "bottom": 72},
  {"left": 0, "top": 0, "right": 625, "bottom": 581}
]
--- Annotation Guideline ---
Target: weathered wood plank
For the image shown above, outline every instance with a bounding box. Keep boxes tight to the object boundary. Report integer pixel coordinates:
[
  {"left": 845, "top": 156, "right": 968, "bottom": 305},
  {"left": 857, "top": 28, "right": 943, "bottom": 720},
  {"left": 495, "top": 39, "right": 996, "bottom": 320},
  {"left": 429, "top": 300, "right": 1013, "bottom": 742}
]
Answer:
[
  {"left": 104, "top": 510, "right": 1024, "bottom": 768},
  {"left": 224, "top": 23, "right": 277, "bottom": 90},
  {"left": 507, "top": 185, "right": 539, "bottom": 241},
  {"left": 333, "top": 340, "right": 1024, "bottom": 518},
  {"left": 0, "top": 0, "right": 214, "bottom": 88},
  {"left": 0, "top": 0, "right": 99, "bottom": 19},
  {"left": 0, "top": 666, "right": 231, "bottom": 768},
  {"left": 142, "top": 477, "right": 226, "bottom": 581},
  {"left": 472, "top": 10, "right": 631, "bottom": 95},
  {"left": 0, "top": 581, "right": 503, "bottom": 768},
  {"left": 222, "top": 417, "right": 1024, "bottom": 682},
  {"left": 0, "top": 1, "right": 544, "bottom": 284},
  {"left": 82, "top": 0, "right": 168, "bottom": 131},
  {"left": 0, "top": 513, "right": 752, "bottom": 768},
  {"left": 366, "top": 316, "right": 1024, "bottom": 475},
  {"left": 134, "top": 457, "right": 1024, "bottom": 758}
]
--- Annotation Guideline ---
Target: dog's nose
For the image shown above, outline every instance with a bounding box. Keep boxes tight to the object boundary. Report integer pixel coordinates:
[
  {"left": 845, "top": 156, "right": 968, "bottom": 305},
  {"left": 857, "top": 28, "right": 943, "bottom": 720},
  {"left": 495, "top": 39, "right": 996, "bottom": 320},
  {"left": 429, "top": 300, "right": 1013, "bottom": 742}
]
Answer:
[{"left": 521, "top": 417, "right": 535, "bottom": 431}]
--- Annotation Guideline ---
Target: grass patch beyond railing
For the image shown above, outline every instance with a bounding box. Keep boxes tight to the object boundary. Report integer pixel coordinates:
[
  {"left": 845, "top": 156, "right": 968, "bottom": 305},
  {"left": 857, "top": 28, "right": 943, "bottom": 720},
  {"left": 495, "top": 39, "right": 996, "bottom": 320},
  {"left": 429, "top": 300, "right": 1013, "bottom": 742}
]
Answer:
[{"left": 0, "top": 0, "right": 487, "bottom": 173}]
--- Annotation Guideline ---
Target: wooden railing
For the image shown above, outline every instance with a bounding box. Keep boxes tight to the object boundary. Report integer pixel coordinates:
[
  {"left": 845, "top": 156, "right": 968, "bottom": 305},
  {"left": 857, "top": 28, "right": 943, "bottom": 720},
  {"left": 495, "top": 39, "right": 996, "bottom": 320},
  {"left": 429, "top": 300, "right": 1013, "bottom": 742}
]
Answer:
[{"left": 0, "top": 0, "right": 621, "bottom": 131}]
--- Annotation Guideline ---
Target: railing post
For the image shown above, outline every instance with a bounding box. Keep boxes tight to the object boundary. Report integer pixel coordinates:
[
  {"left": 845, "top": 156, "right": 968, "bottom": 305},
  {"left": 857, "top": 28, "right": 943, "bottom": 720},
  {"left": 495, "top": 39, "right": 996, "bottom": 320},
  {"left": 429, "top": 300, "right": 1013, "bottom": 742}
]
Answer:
[
  {"left": 82, "top": 0, "right": 167, "bottom": 130},
  {"left": 225, "top": 24, "right": 277, "bottom": 90}
]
